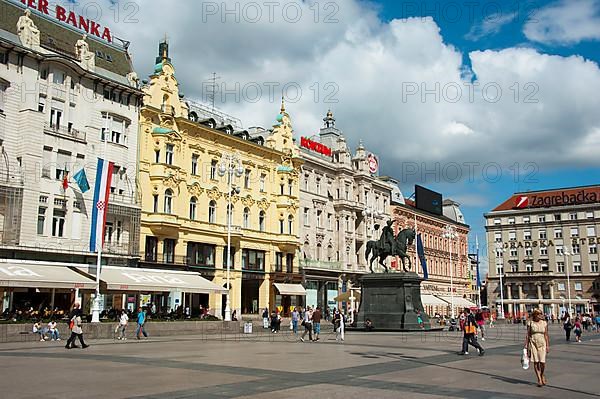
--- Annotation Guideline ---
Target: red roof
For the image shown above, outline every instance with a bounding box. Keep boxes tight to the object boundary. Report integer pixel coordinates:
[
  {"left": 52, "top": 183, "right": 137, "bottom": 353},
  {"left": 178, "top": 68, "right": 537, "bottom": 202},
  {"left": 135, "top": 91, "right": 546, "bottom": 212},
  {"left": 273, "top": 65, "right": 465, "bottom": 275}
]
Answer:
[{"left": 492, "top": 185, "right": 600, "bottom": 211}]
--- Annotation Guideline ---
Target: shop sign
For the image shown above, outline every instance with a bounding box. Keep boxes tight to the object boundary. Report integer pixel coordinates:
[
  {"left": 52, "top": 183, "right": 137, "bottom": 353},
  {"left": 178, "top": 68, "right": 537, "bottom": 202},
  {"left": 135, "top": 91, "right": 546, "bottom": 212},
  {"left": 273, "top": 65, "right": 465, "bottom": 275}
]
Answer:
[
  {"left": 514, "top": 189, "right": 599, "bottom": 209},
  {"left": 300, "top": 136, "right": 332, "bottom": 156},
  {"left": 367, "top": 153, "right": 379, "bottom": 174}
]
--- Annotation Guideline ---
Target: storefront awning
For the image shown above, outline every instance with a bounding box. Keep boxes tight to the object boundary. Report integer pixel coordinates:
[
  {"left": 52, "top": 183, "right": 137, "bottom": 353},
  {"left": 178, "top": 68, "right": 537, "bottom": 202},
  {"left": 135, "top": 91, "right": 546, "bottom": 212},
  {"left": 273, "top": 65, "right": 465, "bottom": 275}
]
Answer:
[
  {"left": 438, "top": 296, "right": 478, "bottom": 308},
  {"left": 0, "top": 260, "right": 96, "bottom": 290},
  {"left": 421, "top": 294, "right": 449, "bottom": 306},
  {"left": 274, "top": 283, "right": 306, "bottom": 296},
  {"left": 77, "top": 266, "right": 227, "bottom": 294}
]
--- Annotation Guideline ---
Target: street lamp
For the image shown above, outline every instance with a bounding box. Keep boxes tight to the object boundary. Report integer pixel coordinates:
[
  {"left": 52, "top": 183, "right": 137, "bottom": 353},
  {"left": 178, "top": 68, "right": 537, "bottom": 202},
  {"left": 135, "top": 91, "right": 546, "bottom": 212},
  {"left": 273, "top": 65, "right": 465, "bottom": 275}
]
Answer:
[
  {"left": 563, "top": 247, "right": 573, "bottom": 316},
  {"left": 494, "top": 242, "right": 506, "bottom": 319},
  {"left": 218, "top": 152, "right": 244, "bottom": 322},
  {"left": 442, "top": 225, "right": 458, "bottom": 319},
  {"left": 362, "top": 206, "right": 381, "bottom": 240}
]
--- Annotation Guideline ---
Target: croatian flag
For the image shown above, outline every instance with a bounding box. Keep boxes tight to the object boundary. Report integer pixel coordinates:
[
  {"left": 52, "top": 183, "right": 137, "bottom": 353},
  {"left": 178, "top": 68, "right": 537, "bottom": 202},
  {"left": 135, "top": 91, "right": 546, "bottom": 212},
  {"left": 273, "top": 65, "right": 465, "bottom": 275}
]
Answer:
[{"left": 90, "top": 158, "right": 114, "bottom": 253}]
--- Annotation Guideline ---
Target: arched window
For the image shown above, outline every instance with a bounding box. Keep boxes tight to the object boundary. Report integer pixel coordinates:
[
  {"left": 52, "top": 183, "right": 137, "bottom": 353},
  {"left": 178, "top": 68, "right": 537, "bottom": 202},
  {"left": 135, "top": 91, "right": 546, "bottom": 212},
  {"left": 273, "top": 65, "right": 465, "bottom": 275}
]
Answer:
[
  {"left": 243, "top": 207, "right": 250, "bottom": 229},
  {"left": 327, "top": 245, "right": 333, "bottom": 261},
  {"left": 279, "top": 219, "right": 284, "bottom": 234},
  {"left": 164, "top": 189, "right": 173, "bottom": 214},
  {"left": 316, "top": 243, "right": 322, "bottom": 260},
  {"left": 226, "top": 204, "right": 233, "bottom": 224},
  {"left": 189, "top": 196, "right": 197, "bottom": 220},
  {"left": 259, "top": 210, "right": 265, "bottom": 232},
  {"left": 288, "top": 215, "right": 293, "bottom": 235},
  {"left": 208, "top": 200, "right": 216, "bottom": 223}
]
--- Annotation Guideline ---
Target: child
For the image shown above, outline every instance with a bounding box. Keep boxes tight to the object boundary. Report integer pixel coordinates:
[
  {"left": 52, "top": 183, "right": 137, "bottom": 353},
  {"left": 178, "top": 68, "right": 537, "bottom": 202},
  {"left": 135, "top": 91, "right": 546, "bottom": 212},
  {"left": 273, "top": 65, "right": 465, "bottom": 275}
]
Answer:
[{"left": 574, "top": 317, "right": 583, "bottom": 342}]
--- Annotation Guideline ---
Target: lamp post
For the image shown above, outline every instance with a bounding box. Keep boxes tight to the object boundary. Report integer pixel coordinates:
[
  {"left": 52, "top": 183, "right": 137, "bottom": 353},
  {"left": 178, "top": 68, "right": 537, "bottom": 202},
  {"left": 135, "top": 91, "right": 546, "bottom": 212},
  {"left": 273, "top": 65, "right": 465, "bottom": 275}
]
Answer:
[
  {"left": 494, "top": 242, "right": 506, "bottom": 319},
  {"left": 442, "top": 225, "right": 458, "bottom": 319},
  {"left": 563, "top": 247, "right": 573, "bottom": 316},
  {"left": 218, "top": 152, "right": 244, "bottom": 322}
]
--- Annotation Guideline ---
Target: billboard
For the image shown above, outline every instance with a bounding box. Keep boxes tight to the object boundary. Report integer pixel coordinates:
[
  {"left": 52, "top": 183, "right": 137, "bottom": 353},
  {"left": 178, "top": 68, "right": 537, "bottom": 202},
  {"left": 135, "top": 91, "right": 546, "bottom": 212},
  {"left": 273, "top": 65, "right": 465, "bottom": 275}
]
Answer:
[{"left": 415, "top": 185, "right": 443, "bottom": 215}]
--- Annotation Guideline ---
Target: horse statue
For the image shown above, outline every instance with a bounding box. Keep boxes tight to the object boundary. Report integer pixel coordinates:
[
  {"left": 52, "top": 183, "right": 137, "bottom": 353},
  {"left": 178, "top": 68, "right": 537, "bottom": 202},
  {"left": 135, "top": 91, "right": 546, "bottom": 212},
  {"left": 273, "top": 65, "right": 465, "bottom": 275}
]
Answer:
[{"left": 365, "top": 228, "right": 416, "bottom": 273}]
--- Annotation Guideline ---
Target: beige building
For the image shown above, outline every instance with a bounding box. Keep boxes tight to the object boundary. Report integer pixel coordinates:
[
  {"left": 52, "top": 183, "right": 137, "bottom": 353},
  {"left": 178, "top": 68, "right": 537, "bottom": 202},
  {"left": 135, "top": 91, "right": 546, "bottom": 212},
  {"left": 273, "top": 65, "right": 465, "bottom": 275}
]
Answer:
[
  {"left": 485, "top": 185, "right": 600, "bottom": 318},
  {"left": 298, "top": 111, "right": 393, "bottom": 310},
  {"left": 138, "top": 41, "right": 303, "bottom": 317}
]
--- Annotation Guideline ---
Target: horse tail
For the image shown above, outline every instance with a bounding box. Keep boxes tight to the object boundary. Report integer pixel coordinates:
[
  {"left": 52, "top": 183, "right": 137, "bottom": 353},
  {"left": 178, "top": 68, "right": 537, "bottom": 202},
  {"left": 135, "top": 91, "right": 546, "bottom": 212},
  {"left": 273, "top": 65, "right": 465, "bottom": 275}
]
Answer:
[{"left": 365, "top": 241, "right": 372, "bottom": 261}]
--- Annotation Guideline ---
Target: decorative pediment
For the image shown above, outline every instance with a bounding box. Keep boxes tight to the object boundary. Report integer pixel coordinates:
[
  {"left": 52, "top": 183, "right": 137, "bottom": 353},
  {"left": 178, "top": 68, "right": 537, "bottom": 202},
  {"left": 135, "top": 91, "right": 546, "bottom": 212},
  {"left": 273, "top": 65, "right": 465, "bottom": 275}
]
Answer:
[
  {"left": 316, "top": 234, "right": 325, "bottom": 244},
  {"left": 188, "top": 143, "right": 206, "bottom": 152},
  {"left": 206, "top": 186, "right": 222, "bottom": 200},
  {"left": 163, "top": 175, "right": 180, "bottom": 192},
  {"left": 257, "top": 198, "right": 270, "bottom": 210},
  {"left": 241, "top": 195, "right": 255, "bottom": 207},
  {"left": 287, "top": 204, "right": 298, "bottom": 214},
  {"left": 187, "top": 183, "right": 204, "bottom": 197},
  {"left": 230, "top": 194, "right": 240, "bottom": 204}
]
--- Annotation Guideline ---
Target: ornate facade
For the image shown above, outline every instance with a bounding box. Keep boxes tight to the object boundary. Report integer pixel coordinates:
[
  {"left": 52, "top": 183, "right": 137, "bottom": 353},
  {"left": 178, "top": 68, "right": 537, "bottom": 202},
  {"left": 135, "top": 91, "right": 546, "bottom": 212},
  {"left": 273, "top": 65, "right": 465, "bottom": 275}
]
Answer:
[{"left": 138, "top": 41, "right": 302, "bottom": 316}]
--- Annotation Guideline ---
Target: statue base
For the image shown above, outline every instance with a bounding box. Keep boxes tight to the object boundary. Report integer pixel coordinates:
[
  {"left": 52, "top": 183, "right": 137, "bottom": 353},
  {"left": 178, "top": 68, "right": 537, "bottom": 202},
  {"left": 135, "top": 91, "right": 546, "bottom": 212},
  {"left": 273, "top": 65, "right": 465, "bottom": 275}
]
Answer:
[{"left": 356, "top": 272, "right": 435, "bottom": 331}]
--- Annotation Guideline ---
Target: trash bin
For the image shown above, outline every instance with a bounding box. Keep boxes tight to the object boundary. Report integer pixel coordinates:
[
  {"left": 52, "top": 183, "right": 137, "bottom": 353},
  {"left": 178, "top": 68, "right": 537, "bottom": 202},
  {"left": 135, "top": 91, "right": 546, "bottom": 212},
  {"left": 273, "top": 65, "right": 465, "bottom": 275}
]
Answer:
[{"left": 244, "top": 322, "right": 253, "bottom": 334}]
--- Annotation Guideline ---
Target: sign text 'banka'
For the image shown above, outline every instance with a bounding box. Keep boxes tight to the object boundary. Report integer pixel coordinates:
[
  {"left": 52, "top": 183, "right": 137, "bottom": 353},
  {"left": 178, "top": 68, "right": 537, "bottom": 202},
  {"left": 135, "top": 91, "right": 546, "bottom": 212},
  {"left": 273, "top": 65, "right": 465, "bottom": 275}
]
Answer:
[{"left": 19, "top": 0, "right": 113, "bottom": 42}]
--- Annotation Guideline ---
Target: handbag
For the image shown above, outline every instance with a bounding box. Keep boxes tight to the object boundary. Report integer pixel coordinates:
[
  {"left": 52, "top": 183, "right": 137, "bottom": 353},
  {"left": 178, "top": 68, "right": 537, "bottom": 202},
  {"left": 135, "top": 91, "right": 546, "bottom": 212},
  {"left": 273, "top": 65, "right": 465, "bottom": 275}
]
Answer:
[
  {"left": 289, "top": 320, "right": 293, "bottom": 330},
  {"left": 521, "top": 348, "right": 530, "bottom": 370}
]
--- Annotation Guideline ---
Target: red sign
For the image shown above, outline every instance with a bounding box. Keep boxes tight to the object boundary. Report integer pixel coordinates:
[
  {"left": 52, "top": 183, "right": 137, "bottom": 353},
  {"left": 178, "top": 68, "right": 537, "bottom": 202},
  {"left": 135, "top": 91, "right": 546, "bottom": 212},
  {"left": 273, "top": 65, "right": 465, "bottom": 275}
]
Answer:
[
  {"left": 368, "top": 154, "right": 379, "bottom": 174},
  {"left": 514, "top": 189, "right": 598, "bottom": 209},
  {"left": 300, "top": 137, "right": 332, "bottom": 157},
  {"left": 515, "top": 196, "right": 529, "bottom": 209},
  {"left": 19, "top": 0, "right": 113, "bottom": 42}
]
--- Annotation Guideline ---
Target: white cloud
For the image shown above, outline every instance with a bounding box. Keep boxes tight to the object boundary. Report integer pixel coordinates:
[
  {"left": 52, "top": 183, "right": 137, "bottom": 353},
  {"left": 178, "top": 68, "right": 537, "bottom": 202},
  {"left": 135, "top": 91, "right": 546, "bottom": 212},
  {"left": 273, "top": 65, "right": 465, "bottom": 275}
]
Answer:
[
  {"left": 79, "top": 0, "right": 600, "bottom": 179},
  {"left": 524, "top": 0, "right": 600, "bottom": 45},
  {"left": 465, "top": 12, "right": 517, "bottom": 41}
]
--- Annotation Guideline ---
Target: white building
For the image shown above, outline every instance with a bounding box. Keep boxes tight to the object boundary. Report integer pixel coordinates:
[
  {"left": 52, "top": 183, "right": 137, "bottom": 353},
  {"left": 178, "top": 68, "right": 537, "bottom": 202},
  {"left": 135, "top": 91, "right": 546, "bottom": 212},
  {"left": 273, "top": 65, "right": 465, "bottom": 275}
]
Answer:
[{"left": 0, "top": 2, "right": 142, "bottom": 312}]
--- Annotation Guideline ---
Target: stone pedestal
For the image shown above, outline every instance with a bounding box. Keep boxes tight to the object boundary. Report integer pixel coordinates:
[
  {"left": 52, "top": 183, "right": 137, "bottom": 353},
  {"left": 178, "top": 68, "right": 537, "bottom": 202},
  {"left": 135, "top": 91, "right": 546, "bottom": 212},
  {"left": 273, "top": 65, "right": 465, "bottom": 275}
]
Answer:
[{"left": 356, "top": 272, "right": 431, "bottom": 331}]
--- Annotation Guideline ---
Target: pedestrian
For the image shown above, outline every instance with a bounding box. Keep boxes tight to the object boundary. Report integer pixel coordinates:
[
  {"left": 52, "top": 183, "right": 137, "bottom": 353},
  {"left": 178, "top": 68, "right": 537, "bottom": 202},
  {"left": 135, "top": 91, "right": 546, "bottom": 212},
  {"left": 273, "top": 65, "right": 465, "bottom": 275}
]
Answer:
[
  {"left": 65, "top": 308, "right": 88, "bottom": 349},
  {"left": 475, "top": 310, "right": 485, "bottom": 341},
  {"left": 117, "top": 309, "right": 128, "bottom": 340},
  {"left": 459, "top": 312, "right": 466, "bottom": 331},
  {"left": 48, "top": 320, "right": 60, "bottom": 341},
  {"left": 312, "top": 306, "right": 322, "bottom": 341},
  {"left": 489, "top": 313, "right": 495, "bottom": 328},
  {"left": 457, "top": 308, "right": 484, "bottom": 356},
  {"left": 524, "top": 309, "right": 549, "bottom": 387},
  {"left": 291, "top": 307, "right": 299, "bottom": 334},
  {"left": 417, "top": 310, "right": 424, "bottom": 329},
  {"left": 574, "top": 317, "right": 583, "bottom": 342},
  {"left": 595, "top": 314, "right": 600, "bottom": 331},
  {"left": 562, "top": 312, "right": 572, "bottom": 342},
  {"left": 262, "top": 307, "right": 269, "bottom": 329},
  {"left": 136, "top": 307, "right": 148, "bottom": 340},
  {"left": 33, "top": 321, "right": 46, "bottom": 341},
  {"left": 300, "top": 306, "right": 313, "bottom": 342},
  {"left": 270, "top": 309, "right": 281, "bottom": 333},
  {"left": 333, "top": 309, "right": 345, "bottom": 342}
]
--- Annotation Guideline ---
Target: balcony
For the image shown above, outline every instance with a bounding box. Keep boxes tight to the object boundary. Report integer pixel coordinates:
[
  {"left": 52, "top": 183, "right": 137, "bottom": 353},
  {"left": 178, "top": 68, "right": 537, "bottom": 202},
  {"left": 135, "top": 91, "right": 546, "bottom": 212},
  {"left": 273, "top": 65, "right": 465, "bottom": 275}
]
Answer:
[
  {"left": 109, "top": 191, "right": 138, "bottom": 206},
  {"left": 141, "top": 254, "right": 216, "bottom": 271},
  {"left": 299, "top": 259, "right": 342, "bottom": 272},
  {"left": 44, "top": 123, "right": 86, "bottom": 143},
  {"left": 104, "top": 242, "right": 131, "bottom": 256},
  {"left": 333, "top": 198, "right": 361, "bottom": 211}
]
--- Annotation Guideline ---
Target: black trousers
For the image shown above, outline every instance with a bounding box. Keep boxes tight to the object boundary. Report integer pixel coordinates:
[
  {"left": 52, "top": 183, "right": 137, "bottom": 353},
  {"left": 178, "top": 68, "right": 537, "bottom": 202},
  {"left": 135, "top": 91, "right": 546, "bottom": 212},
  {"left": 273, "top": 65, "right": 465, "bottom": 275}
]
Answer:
[
  {"left": 66, "top": 332, "right": 86, "bottom": 347},
  {"left": 565, "top": 328, "right": 571, "bottom": 341},
  {"left": 461, "top": 334, "right": 483, "bottom": 353}
]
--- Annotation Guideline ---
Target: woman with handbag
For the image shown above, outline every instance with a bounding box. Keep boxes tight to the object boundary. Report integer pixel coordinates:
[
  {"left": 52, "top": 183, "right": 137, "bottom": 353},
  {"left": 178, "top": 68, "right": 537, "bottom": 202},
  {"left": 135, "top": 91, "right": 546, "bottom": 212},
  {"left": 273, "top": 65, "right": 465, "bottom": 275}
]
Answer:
[
  {"left": 524, "top": 309, "right": 549, "bottom": 387},
  {"left": 563, "top": 312, "right": 572, "bottom": 341}
]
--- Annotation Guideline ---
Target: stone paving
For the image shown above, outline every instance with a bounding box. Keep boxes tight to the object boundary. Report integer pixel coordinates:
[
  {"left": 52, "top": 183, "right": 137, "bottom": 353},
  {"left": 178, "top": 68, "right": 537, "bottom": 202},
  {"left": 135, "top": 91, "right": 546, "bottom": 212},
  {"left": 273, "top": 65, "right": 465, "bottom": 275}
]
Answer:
[{"left": 0, "top": 323, "right": 598, "bottom": 399}]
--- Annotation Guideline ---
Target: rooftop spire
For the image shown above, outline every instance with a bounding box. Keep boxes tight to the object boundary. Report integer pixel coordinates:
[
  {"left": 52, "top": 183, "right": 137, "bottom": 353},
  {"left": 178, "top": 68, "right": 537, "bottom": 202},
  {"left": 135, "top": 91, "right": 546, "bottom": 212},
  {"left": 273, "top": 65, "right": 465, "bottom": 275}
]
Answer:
[
  {"left": 155, "top": 36, "right": 171, "bottom": 65},
  {"left": 280, "top": 96, "right": 286, "bottom": 113}
]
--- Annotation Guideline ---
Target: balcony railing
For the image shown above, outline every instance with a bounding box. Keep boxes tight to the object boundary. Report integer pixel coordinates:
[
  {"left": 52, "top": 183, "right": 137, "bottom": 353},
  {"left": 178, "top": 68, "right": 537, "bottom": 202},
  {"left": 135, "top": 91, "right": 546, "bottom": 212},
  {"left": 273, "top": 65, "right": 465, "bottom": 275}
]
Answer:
[
  {"left": 504, "top": 270, "right": 554, "bottom": 278},
  {"left": 44, "top": 123, "right": 86, "bottom": 142},
  {"left": 141, "top": 253, "right": 217, "bottom": 269},
  {"left": 299, "top": 259, "right": 342, "bottom": 272}
]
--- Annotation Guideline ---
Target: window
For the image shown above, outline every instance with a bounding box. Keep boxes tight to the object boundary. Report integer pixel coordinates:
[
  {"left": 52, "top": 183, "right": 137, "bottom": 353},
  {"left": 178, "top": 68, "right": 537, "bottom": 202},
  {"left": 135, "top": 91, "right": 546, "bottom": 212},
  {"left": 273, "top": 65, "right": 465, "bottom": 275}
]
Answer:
[
  {"left": 557, "top": 282, "right": 565, "bottom": 291},
  {"left": 144, "top": 236, "right": 158, "bottom": 261},
  {"left": 538, "top": 215, "right": 546, "bottom": 223},
  {"left": 538, "top": 230, "right": 547, "bottom": 240},
  {"left": 275, "top": 252, "right": 284, "bottom": 272},
  {"left": 186, "top": 242, "right": 215, "bottom": 267},
  {"left": 101, "top": 113, "right": 127, "bottom": 145},
  {"left": 226, "top": 204, "right": 233, "bottom": 224},
  {"left": 494, "top": 232, "right": 502, "bottom": 242},
  {"left": 242, "top": 249, "right": 265, "bottom": 271},
  {"left": 345, "top": 185, "right": 350, "bottom": 200},
  {"left": 260, "top": 173, "right": 266, "bottom": 192},
  {"left": 523, "top": 216, "right": 530, "bottom": 224},
  {"left": 52, "top": 208, "right": 65, "bottom": 237},
  {"left": 574, "top": 282, "right": 582, "bottom": 291},
  {"left": 210, "top": 160, "right": 217, "bottom": 180},
  {"left": 554, "top": 229, "right": 563, "bottom": 239},
  {"left": 163, "top": 239, "right": 176, "bottom": 263},
  {"left": 50, "top": 108, "right": 63, "bottom": 129},
  {"left": 508, "top": 217, "right": 515, "bottom": 225},
  {"left": 327, "top": 213, "right": 332, "bottom": 230},
  {"left": 572, "top": 244, "right": 580, "bottom": 254},
  {"left": 208, "top": 200, "right": 216, "bottom": 223},
  {"left": 510, "top": 248, "right": 517, "bottom": 257},
  {"left": 52, "top": 70, "right": 65, "bottom": 84},
  {"left": 525, "top": 247, "right": 532, "bottom": 257},
  {"left": 316, "top": 178, "right": 321, "bottom": 195},
  {"left": 286, "top": 253, "right": 294, "bottom": 273},
  {"left": 154, "top": 150, "right": 160, "bottom": 163},
  {"left": 104, "top": 221, "right": 114, "bottom": 244},
  {"left": 152, "top": 194, "right": 159, "bottom": 212},
  {"left": 557, "top": 262, "right": 565, "bottom": 273},
  {"left": 37, "top": 207, "right": 46, "bottom": 235},
  {"left": 573, "top": 262, "right": 582, "bottom": 273},
  {"left": 316, "top": 210, "right": 322, "bottom": 228},
  {"left": 244, "top": 169, "right": 251, "bottom": 189},
  {"left": 191, "top": 154, "right": 198, "bottom": 175},
  {"left": 288, "top": 215, "right": 293, "bottom": 234},
  {"left": 38, "top": 96, "right": 46, "bottom": 113},
  {"left": 590, "top": 244, "right": 597, "bottom": 254},
  {"left": 569, "top": 213, "right": 578, "bottom": 221},
  {"left": 222, "top": 245, "right": 234, "bottom": 268},
  {"left": 165, "top": 144, "right": 174, "bottom": 165},
  {"left": 570, "top": 227, "right": 579, "bottom": 237},
  {"left": 509, "top": 231, "right": 516, "bottom": 241},
  {"left": 280, "top": 184, "right": 284, "bottom": 195},
  {"left": 541, "top": 263, "right": 549, "bottom": 272},
  {"left": 243, "top": 207, "right": 250, "bottom": 229},
  {"left": 40, "top": 68, "right": 48, "bottom": 80},
  {"left": 115, "top": 221, "right": 122, "bottom": 244},
  {"left": 288, "top": 179, "right": 293, "bottom": 195},
  {"left": 523, "top": 231, "right": 531, "bottom": 240},
  {"left": 511, "top": 263, "right": 518, "bottom": 272},
  {"left": 525, "top": 263, "right": 533, "bottom": 272},
  {"left": 556, "top": 246, "right": 563, "bottom": 255},
  {"left": 259, "top": 210, "right": 265, "bottom": 232},
  {"left": 591, "top": 261, "right": 598, "bottom": 273},
  {"left": 189, "top": 197, "right": 197, "bottom": 220},
  {"left": 279, "top": 219, "right": 284, "bottom": 234},
  {"left": 0, "top": 51, "right": 7, "bottom": 64},
  {"left": 345, "top": 216, "right": 350, "bottom": 231},
  {"left": 554, "top": 213, "right": 561, "bottom": 221},
  {"left": 164, "top": 189, "right": 173, "bottom": 214},
  {"left": 494, "top": 218, "right": 501, "bottom": 225},
  {"left": 587, "top": 226, "right": 596, "bottom": 237},
  {"left": 304, "top": 175, "right": 309, "bottom": 191},
  {"left": 586, "top": 211, "right": 594, "bottom": 219},
  {"left": 303, "top": 208, "right": 309, "bottom": 226}
]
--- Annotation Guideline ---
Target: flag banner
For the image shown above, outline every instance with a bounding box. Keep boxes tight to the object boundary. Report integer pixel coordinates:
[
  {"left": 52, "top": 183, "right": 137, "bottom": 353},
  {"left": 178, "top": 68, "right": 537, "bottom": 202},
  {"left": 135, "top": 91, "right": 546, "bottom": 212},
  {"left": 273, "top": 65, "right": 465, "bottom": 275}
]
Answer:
[
  {"left": 417, "top": 233, "right": 428, "bottom": 280},
  {"left": 61, "top": 170, "right": 69, "bottom": 191},
  {"left": 476, "top": 245, "right": 482, "bottom": 288},
  {"left": 73, "top": 168, "right": 90, "bottom": 193},
  {"left": 90, "top": 158, "right": 114, "bottom": 253}
]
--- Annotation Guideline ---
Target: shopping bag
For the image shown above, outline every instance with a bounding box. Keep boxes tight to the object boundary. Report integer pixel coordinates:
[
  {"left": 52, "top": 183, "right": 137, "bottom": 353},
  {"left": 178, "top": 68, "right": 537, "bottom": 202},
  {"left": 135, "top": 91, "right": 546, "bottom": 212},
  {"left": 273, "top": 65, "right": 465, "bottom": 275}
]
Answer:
[
  {"left": 263, "top": 318, "right": 269, "bottom": 329},
  {"left": 521, "top": 348, "right": 530, "bottom": 370},
  {"left": 289, "top": 320, "right": 293, "bottom": 330}
]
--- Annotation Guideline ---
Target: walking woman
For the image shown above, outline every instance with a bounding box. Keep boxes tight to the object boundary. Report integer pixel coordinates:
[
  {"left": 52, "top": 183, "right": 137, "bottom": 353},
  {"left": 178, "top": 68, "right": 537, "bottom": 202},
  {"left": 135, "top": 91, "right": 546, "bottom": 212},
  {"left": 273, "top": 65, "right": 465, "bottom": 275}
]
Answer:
[
  {"left": 65, "top": 308, "right": 88, "bottom": 349},
  {"left": 563, "top": 312, "right": 572, "bottom": 341},
  {"left": 524, "top": 309, "right": 549, "bottom": 387}
]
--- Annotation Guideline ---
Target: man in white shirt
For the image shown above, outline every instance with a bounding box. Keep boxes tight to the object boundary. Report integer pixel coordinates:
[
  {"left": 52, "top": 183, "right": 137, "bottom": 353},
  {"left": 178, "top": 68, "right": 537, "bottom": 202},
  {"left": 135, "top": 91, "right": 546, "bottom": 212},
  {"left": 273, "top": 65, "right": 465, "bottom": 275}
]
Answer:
[
  {"left": 48, "top": 320, "right": 60, "bottom": 341},
  {"left": 117, "top": 309, "right": 129, "bottom": 340}
]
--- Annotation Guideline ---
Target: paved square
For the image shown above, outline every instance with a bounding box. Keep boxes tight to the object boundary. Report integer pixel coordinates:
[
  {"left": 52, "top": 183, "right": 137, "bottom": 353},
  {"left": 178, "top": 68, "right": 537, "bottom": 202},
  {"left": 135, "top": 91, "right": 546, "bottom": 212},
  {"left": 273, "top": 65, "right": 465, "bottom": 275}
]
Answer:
[{"left": 0, "top": 324, "right": 598, "bottom": 398}]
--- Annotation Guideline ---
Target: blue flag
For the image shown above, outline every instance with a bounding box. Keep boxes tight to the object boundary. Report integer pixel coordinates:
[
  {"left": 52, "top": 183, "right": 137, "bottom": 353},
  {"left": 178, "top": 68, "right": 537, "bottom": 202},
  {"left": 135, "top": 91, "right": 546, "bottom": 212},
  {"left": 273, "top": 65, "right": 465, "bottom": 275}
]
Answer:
[
  {"left": 417, "top": 233, "right": 428, "bottom": 280},
  {"left": 73, "top": 168, "right": 90, "bottom": 193}
]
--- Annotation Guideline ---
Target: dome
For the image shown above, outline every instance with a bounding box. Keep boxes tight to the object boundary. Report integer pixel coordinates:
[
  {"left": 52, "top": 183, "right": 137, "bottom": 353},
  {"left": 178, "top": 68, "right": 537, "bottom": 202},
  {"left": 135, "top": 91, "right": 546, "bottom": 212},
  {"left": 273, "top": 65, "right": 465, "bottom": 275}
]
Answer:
[{"left": 443, "top": 199, "right": 466, "bottom": 224}]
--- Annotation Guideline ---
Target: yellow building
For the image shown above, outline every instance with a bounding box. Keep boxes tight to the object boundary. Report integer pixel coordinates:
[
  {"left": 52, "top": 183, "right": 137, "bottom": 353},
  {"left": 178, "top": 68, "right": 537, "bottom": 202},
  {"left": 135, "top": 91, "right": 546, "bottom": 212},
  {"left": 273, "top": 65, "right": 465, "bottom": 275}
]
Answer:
[{"left": 138, "top": 41, "right": 303, "bottom": 317}]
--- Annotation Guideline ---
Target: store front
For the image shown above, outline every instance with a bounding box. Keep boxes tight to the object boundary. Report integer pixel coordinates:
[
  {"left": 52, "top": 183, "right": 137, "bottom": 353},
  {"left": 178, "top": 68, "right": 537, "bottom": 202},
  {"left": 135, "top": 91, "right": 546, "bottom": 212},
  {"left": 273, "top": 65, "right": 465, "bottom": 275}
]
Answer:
[{"left": 273, "top": 283, "right": 306, "bottom": 315}]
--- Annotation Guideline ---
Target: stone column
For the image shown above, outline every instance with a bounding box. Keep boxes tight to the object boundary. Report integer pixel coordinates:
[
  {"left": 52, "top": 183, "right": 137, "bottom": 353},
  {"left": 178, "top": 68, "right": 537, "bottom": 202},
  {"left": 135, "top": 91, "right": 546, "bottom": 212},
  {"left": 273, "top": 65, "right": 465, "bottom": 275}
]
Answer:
[
  {"left": 506, "top": 284, "right": 513, "bottom": 317},
  {"left": 548, "top": 282, "right": 556, "bottom": 319},
  {"left": 516, "top": 283, "right": 525, "bottom": 315},
  {"left": 535, "top": 282, "right": 543, "bottom": 310}
]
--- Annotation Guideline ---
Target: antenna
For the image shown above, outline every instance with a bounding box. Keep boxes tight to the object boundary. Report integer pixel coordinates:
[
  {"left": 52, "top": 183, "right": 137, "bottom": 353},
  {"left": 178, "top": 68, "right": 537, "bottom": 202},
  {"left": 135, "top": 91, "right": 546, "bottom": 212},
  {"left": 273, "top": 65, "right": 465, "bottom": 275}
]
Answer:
[{"left": 204, "top": 72, "right": 221, "bottom": 111}]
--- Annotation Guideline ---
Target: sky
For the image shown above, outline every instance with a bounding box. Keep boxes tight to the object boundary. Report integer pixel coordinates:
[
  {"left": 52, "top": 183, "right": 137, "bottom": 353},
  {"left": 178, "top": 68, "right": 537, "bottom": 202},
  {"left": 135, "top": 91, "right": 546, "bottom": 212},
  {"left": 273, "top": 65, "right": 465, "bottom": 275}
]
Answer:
[{"left": 60, "top": 0, "right": 600, "bottom": 273}]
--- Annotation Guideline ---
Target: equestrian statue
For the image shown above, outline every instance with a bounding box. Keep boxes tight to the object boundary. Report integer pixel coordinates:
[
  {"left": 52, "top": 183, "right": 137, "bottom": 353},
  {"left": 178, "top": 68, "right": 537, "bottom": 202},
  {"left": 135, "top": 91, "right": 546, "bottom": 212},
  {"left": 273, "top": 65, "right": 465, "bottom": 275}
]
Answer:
[{"left": 365, "top": 221, "right": 416, "bottom": 273}]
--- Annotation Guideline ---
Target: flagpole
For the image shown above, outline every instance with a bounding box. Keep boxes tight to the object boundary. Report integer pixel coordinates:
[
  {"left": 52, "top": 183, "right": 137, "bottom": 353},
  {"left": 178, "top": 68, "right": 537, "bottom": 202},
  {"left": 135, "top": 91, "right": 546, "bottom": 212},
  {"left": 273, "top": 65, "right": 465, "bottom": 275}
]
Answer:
[
  {"left": 414, "top": 214, "right": 418, "bottom": 275},
  {"left": 476, "top": 236, "right": 481, "bottom": 308}
]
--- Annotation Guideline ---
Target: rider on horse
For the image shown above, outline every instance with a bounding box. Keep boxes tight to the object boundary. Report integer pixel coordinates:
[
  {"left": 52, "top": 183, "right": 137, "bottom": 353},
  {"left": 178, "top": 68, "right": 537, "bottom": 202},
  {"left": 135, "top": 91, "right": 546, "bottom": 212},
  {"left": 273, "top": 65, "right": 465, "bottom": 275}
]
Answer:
[{"left": 378, "top": 220, "right": 395, "bottom": 254}]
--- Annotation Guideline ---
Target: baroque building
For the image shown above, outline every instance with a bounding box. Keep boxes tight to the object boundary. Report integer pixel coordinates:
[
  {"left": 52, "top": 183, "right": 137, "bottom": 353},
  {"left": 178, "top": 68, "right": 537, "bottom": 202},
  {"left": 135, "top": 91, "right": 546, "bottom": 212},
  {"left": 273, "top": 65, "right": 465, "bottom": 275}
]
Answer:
[
  {"left": 0, "top": 2, "right": 142, "bottom": 312},
  {"left": 298, "top": 111, "right": 393, "bottom": 310},
  {"left": 138, "top": 41, "right": 303, "bottom": 317}
]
